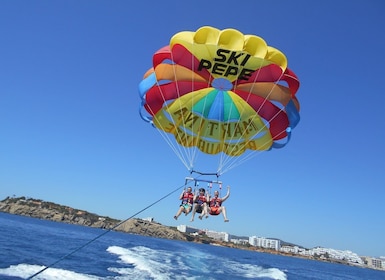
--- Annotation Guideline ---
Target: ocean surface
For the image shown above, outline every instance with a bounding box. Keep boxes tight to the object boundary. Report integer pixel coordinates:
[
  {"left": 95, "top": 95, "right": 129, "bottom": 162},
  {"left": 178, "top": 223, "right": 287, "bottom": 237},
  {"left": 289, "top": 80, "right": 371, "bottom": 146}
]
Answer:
[{"left": 0, "top": 212, "right": 384, "bottom": 280}]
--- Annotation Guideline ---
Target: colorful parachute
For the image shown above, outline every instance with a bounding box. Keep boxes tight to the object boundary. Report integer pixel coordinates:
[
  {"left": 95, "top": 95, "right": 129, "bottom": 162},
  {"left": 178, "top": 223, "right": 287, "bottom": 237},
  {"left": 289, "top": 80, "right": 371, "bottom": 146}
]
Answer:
[{"left": 139, "top": 26, "right": 300, "bottom": 175}]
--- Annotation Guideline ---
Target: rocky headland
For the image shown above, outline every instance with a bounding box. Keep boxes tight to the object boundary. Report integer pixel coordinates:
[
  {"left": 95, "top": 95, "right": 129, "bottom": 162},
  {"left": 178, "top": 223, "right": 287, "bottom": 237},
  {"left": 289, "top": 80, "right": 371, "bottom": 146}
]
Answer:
[{"left": 0, "top": 196, "right": 188, "bottom": 241}]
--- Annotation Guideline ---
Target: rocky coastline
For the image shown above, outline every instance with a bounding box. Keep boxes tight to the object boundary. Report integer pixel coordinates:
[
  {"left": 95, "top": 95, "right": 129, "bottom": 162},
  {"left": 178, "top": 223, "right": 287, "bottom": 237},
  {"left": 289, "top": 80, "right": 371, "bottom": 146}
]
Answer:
[
  {"left": 0, "top": 196, "right": 265, "bottom": 248},
  {"left": 0, "top": 196, "right": 188, "bottom": 241}
]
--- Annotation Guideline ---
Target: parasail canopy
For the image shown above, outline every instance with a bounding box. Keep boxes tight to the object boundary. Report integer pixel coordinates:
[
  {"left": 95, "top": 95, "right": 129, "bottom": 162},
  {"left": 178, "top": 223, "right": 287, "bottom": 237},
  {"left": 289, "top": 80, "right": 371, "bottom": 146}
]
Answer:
[{"left": 139, "top": 26, "right": 300, "bottom": 176}]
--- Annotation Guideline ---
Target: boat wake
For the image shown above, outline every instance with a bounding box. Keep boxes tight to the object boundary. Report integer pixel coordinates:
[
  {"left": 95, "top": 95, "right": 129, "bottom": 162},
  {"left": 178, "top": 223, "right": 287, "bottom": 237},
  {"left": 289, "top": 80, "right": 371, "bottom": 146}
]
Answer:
[{"left": 0, "top": 245, "right": 287, "bottom": 280}]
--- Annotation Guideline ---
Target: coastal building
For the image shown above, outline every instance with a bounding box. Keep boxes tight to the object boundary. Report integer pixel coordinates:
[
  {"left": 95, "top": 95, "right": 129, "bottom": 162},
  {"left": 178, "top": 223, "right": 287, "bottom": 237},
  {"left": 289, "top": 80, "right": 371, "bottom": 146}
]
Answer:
[
  {"left": 281, "top": 245, "right": 300, "bottom": 254},
  {"left": 230, "top": 238, "right": 249, "bottom": 245},
  {"left": 205, "top": 230, "right": 229, "bottom": 242},
  {"left": 310, "top": 247, "right": 363, "bottom": 265},
  {"left": 361, "top": 256, "right": 384, "bottom": 269},
  {"left": 249, "top": 236, "right": 281, "bottom": 251},
  {"left": 177, "top": 224, "right": 199, "bottom": 234},
  {"left": 280, "top": 246, "right": 312, "bottom": 256},
  {"left": 175, "top": 223, "right": 382, "bottom": 270},
  {"left": 176, "top": 225, "right": 230, "bottom": 242}
]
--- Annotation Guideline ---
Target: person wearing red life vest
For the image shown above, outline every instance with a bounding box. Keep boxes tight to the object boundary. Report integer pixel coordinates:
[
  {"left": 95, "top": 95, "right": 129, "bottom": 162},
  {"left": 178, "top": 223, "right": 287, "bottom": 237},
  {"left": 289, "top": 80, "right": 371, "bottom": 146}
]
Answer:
[
  {"left": 190, "top": 188, "right": 209, "bottom": 222},
  {"left": 174, "top": 186, "right": 194, "bottom": 220},
  {"left": 208, "top": 186, "right": 230, "bottom": 222}
]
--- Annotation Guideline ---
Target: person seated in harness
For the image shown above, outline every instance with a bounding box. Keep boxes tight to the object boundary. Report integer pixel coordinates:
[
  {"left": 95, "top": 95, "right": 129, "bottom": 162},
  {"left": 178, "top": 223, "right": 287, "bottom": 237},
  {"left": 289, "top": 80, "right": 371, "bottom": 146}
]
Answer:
[
  {"left": 174, "top": 186, "right": 194, "bottom": 220},
  {"left": 208, "top": 186, "right": 230, "bottom": 222},
  {"left": 190, "top": 188, "right": 209, "bottom": 222}
]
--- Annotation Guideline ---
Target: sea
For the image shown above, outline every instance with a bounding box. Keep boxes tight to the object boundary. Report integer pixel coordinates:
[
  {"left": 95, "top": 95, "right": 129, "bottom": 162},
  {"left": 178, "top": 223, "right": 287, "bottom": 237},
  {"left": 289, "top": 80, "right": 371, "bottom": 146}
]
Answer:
[{"left": 0, "top": 212, "right": 384, "bottom": 280}]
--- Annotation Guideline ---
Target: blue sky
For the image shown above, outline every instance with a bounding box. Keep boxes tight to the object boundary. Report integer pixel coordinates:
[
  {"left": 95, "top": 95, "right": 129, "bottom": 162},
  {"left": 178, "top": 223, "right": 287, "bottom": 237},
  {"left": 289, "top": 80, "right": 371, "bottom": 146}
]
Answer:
[{"left": 1, "top": 1, "right": 384, "bottom": 257}]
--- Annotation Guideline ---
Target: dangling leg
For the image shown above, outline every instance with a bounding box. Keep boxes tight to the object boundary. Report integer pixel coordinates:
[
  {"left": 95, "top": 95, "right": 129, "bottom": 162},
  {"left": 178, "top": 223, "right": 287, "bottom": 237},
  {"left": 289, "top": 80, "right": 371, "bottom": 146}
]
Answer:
[
  {"left": 221, "top": 206, "right": 229, "bottom": 222},
  {"left": 174, "top": 206, "right": 184, "bottom": 220},
  {"left": 198, "top": 206, "right": 203, "bottom": 219},
  {"left": 199, "top": 203, "right": 208, "bottom": 219},
  {"left": 190, "top": 204, "right": 197, "bottom": 222},
  {"left": 204, "top": 203, "right": 209, "bottom": 218}
]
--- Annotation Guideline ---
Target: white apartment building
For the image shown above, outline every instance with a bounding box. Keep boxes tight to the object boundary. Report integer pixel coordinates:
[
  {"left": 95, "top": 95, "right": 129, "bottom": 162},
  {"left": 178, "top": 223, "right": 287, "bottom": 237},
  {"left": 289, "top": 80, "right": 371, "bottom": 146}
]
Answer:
[
  {"left": 362, "top": 256, "right": 385, "bottom": 269},
  {"left": 231, "top": 238, "right": 249, "bottom": 245},
  {"left": 249, "top": 236, "right": 281, "bottom": 251},
  {"left": 281, "top": 245, "right": 300, "bottom": 254},
  {"left": 177, "top": 224, "right": 199, "bottom": 234},
  {"left": 308, "top": 247, "right": 364, "bottom": 265},
  {"left": 205, "top": 230, "right": 229, "bottom": 242},
  {"left": 176, "top": 225, "right": 230, "bottom": 242}
]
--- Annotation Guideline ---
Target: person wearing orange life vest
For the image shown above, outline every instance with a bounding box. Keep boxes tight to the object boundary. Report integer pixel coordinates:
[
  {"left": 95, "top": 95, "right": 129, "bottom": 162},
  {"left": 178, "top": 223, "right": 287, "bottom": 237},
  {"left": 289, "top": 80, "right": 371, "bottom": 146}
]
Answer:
[
  {"left": 174, "top": 187, "right": 194, "bottom": 220},
  {"left": 190, "top": 188, "right": 209, "bottom": 222},
  {"left": 208, "top": 186, "right": 230, "bottom": 222}
]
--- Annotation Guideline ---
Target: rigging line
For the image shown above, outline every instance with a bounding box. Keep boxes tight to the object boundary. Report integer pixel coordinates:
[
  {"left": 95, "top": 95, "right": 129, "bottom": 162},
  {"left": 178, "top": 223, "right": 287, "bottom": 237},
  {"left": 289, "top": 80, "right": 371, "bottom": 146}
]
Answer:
[
  {"left": 217, "top": 91, "right": 237, "bottom": 174},
  {"left": 26, "top": 183, "right": 187, "bottom": 280},
  {"left": 152, "top": 110, "right": 192, "bottom": 169},
  {"left": 217, "top": 64, "right": 268, "bottom": 173},
  {"left": 220, "top": 149, "right": 264, "bottom": 175},
  {"left": 169, "top": 46, "right": 196, "bottom": 169},
  {"left": 218, "top": 71, "right": 288, "bottom": 172},
  {"left": 184, "top": 40, "right": 198, "bottom": 168},
  {"left": 216, "top": 50, "right": 275, "bottom": 170},
  {"left": 170, "top": 59, "right": 190, "bottom": 160},
  {"left": 144, "top": 57, "right": 193, "bottom": 170},
  {"left": 146, "top": 102, "right": 190, "bottom": 169},
  {"left": 156, "top": 128, "right": 191, "bottom": 170},
  {"left": 216, "top": 80, "right": 242, "bottom": 173},
  {"left": 144, "top": 83, "right": 190, "bottom": 170},
  {"left": 220, "top": 116, "right": 285, "bottom": 175},
  {"left": 218, "top": 81, "right": 289, "bottom": 174},
  {"left": 191, "top": 75, "right": 210, "bottom": 161},
  {"left": 183, "top": 42, "right": 215, "bottom": 170},
  {"left": 219, "top": 125, "right": 289, "bottom": 175},
  {"left": 216, "top": 57, "right": 247, "bottom": 172}
]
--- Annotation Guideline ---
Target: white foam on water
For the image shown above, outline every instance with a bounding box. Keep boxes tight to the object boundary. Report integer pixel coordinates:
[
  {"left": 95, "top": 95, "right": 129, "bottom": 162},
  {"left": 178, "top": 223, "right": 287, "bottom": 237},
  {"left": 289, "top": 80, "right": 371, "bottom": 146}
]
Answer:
[
  {"left": 0, "top": 263, "right": 100, "bottom": 280},
  {"left": 107, "top": 245, "right": 287, "bottom": 280},
  {"left": 223, "top": 260, "right": 287, "bottom": 280},
  {"left": 107, "top": 245, "right": 176, "bottom": 279},
  {"left": 0, "top": 247, "right": 287, "bottom": 280}
]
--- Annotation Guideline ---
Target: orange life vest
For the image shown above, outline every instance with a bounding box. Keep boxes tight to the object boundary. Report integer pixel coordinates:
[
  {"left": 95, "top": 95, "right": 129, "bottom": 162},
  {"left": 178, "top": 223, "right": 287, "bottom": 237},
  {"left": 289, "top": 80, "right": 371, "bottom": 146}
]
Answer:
[{"left": 209, "top": 197, "right": 222, "bottom": 207}]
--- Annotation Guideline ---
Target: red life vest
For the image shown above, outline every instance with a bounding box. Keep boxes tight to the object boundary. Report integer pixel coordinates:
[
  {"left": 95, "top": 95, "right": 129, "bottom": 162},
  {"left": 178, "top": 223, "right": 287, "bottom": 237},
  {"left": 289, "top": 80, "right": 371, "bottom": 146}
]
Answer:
[
  {"left": 182, "top": 192, "right": 193, "bottom": 204},
  {"left": 196, "top": 195, "right": 207, "bottom": 205}
]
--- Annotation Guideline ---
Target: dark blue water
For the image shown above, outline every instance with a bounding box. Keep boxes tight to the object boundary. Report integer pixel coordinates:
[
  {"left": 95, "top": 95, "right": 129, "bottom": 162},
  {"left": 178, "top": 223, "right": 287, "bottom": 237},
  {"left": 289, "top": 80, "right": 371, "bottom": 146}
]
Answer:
[{"left": 0, "top": 212, "right": 384, "bottom": 280}]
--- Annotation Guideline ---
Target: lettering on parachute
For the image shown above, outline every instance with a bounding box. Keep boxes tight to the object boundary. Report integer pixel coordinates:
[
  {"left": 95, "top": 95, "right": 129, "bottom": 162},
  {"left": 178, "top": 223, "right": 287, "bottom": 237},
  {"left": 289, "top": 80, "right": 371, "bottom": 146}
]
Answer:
[
  {"left": 198, "top": 49, "right": 253, "bottom": 80},
  {"left": 174, "top": 129, "right": 269, "bottom": 156},
  {"left": 155, "top": 107, "right": 272, "bottom": 156},
  {"left": 172, "top": 107, "right": 260, "bottom": 139}
]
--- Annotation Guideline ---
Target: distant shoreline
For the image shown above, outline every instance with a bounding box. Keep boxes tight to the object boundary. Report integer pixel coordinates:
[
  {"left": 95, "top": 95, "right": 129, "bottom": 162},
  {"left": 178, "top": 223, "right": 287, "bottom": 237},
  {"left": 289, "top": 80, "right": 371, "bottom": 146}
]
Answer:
[{"left": 1, "top": 196, "right": 383, "bottom": 271}]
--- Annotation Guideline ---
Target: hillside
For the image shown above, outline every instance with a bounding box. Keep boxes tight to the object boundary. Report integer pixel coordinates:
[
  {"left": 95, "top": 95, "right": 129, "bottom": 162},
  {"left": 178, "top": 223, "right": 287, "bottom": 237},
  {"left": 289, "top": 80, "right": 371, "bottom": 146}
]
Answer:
[{"left": 0, "top": 196, "right": 188, "bottom": 241}]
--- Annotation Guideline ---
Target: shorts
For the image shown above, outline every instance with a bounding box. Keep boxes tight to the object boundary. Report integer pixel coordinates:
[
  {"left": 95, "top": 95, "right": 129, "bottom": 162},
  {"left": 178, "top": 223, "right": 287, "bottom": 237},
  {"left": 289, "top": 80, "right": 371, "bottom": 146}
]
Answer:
[{"left": 181, "top": 203, "right": 191, "bottom": 210}]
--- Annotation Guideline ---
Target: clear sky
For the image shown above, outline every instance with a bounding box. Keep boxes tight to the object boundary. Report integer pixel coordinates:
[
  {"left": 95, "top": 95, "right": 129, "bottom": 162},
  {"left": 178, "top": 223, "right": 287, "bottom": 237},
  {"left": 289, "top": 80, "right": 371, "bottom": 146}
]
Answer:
[{"left": 1, "top": 1, "right": 384, "bottom": 257}]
